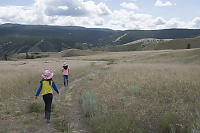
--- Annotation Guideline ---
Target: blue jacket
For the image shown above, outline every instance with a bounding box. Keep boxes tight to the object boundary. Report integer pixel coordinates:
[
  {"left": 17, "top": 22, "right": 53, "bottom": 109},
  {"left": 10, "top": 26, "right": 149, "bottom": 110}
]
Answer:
[{"left": 35, "top": 81, "right": 59, "bottom": 96}]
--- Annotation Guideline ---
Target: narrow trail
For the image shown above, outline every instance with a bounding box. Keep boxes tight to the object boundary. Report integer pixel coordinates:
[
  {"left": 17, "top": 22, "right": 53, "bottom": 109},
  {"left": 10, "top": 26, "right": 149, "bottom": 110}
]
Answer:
[
  {"left": 0, "top": 72, "right": 88, "bottom": 133},
  {"left": 65, "top": 78, "right": 88, "bottom": 133},
  {"left": 0, "top": 64, "right": 105, "bottom": 133},
  {"left": 58, "top": 67, "right": 103, "bottom": 133},
  {"left": 36, "top": 67, "right": 101, "bottom": 133}
]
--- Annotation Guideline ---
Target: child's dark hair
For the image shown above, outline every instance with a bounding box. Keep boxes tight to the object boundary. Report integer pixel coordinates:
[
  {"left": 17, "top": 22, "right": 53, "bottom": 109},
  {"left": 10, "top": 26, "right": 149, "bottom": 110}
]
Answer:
[
  {"left": 63, "top": 65, "right": 68, "bottom": 70},
  {"left": 40, "top": 78, "right": 53, "bottom": 85}
]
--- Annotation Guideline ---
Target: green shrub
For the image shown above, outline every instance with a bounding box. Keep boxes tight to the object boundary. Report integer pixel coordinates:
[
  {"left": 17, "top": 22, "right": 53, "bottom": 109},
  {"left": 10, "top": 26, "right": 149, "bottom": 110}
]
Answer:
[
  {"left": 81, "top": 90, "right": 100, "bottom": 117},
  {"left": 89, "top": 111, "right": 144, "bottom": 133},
  {"left": 126, "top": 85, "right": 141, "bottom": 96},
  {"left": 54, "top": 119, "right": 71, "bottom": 132},
  {"left": 28, "top": 102, "right": 55, "bottom": 113},
  {"left": 28, "top": 102, "right": 44, "bottom": 113},
  {"left": 158, "top": 113, "right": 189, "bottom": 133}
]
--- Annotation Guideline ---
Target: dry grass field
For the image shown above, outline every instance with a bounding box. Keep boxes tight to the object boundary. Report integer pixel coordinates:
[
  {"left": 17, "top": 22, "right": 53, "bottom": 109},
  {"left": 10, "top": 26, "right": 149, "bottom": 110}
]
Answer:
[
  {"left": 0, "top": 48, "right": 200, "bottom": 133},
  {"left": 0, "top": 57, "right": 95, "bottom": 100}
]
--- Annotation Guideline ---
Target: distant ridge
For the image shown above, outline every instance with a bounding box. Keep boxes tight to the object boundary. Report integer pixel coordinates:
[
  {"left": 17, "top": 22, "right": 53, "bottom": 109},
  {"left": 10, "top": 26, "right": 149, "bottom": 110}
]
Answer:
[
  {"left": 94, "top": 36, "right": 200, "bottom": 52},
  {"left": 1, "top": 23, "right": 200, "bottom": 58},
  {"left": 100, "top": 29, "right": 200, "bottom": 45}
]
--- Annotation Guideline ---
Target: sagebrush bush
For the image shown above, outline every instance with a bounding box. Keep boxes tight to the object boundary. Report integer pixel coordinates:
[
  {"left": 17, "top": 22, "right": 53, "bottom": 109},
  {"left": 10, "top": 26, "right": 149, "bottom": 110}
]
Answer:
[
  {"left": 125, "top": 85, "right": 141, "bottom": 96},
  {"left": 89, "top": 110, "right": 144, "bottom": 133},
  {"left": 28, "top": 102, "right": 43, "bottom": 113},
  {"left": 158, "top": 113, "right": 189, "bottom": 133},
  {"left": 54, "top": 119, "right": 71, "bottom": 132},
  {"left": 81, "top": 90, "right": 100, "bottom": 117}
]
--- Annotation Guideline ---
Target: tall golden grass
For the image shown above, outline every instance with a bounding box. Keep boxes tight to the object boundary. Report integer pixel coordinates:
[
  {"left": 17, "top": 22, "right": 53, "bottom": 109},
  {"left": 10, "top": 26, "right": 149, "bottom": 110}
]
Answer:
[
  {"left": 1, "top": 49, "right": 200, "bottom": 132},
  {"left": 0, "top": 58, "right": 93, "bottom": 101},
  {"left": 78, "top": 49, "right": 200, "bottom": 133}
]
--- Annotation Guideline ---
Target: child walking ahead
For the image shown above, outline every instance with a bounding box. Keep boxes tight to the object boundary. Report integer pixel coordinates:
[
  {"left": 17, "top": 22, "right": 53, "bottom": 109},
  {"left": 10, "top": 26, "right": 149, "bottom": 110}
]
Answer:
[
  {"left": 62, "top": 62, "right": 70, "bottom": 86},
  {"left": 35, "top": 69, "right": 59, "bottom": 123}
]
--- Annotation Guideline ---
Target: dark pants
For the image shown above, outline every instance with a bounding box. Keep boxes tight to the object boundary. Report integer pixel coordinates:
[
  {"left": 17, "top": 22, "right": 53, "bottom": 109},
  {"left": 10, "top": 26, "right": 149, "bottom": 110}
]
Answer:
[
  {"left": 43, "top": 93, "right": 53, "bottom": 120},
  {"left": 63, "top": 75, "right": 68, "bottom": 86}
]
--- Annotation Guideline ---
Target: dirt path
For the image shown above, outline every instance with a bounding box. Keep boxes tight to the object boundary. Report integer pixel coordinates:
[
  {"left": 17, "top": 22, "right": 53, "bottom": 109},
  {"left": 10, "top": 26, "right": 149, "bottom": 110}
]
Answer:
[
  {"left": 59, "top": 66, "right": 104, "bottom": 133},
  {"left": 0, "top": 62, "right": 105, "bottom": 133},
  {"left": 0, "top": 74, "right": 86, "bottom": 133},
  {"left": 65, "top": 77, "right": 89, "bottom": 133}
]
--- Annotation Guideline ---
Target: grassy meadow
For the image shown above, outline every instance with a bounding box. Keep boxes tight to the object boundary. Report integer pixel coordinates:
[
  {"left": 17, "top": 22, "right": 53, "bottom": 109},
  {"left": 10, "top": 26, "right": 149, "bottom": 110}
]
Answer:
[
  {"left": 0, "top": 48, "right": 200, "bottom": 133},
  {"left": 94, "top": 36, "right": 200, "bottom": 52},
  {"left": 0, "top": 57, "right": 97, "bottom": 100},
  {"left": 74, "top": 48, "right": 200, "bottom": 133}
]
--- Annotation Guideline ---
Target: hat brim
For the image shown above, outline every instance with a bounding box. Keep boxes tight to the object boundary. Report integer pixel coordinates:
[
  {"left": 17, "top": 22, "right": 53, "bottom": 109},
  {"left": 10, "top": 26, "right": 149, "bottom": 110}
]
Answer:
[
  {"left": 41, "top": 69, "right": 54, "bottom": 79},
  {"left": 42, "top": 73, "right": 53, "bottom": 79}
]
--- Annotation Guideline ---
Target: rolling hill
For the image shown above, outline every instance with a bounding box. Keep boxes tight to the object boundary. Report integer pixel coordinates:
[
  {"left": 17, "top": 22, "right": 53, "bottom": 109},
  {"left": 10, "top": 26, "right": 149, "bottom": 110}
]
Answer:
[
  {"left": 0, "top": 23, "right": 115, "bottom": 58},
  {"left": 1, "top": 23, "right": 200, "bottom": 59},
  {"left": 94, "top": 36, "right": 200, "bottom": 52},
  {"left": 98, "top": 29, "right": 200, "bottom": 45}
]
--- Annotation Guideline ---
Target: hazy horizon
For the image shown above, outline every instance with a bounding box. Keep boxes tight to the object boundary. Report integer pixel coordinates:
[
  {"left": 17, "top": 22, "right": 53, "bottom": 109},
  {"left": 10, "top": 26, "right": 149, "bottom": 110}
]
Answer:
[{"left": 2, "top": 22, "right": 200, "bottom": 31}]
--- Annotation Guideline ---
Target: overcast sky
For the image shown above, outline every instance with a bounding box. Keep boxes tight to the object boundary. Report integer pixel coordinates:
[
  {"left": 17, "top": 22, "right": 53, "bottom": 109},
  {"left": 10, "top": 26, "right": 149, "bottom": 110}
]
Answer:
[{"left": 0, "top": 0, "right": 200, "bottom": 30}]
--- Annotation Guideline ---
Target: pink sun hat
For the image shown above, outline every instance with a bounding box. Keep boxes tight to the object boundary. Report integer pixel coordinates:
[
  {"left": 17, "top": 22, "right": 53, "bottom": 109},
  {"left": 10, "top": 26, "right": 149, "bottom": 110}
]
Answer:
[
  {"left": 63, "top": 62, "right": 68, "bottom": 66},
  {"left": 41, "top": 69, "right": 54, "bottom": 80}
]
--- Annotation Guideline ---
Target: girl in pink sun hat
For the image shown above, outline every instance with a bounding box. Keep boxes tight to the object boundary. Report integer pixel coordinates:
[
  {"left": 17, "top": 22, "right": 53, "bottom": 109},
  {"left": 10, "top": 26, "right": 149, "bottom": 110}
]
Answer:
[
  {"left": 35, "top": 69, "right": 59, "bottom": 123},
  {"left": 41, "top": 69, "right": 54, "bottom": 80},
  {"left": 62, "top": 62, "right": 70, "bottom": 86}
]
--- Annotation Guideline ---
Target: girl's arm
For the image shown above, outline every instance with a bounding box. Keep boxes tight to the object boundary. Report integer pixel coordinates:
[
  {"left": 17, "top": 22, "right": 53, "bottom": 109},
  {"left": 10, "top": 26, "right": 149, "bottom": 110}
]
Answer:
[
  {"left": 52, "top": 82, "right": 59, "bottom": 94},
  {"left": 35, "top": 83, "right": 42, "bottom": 96}
]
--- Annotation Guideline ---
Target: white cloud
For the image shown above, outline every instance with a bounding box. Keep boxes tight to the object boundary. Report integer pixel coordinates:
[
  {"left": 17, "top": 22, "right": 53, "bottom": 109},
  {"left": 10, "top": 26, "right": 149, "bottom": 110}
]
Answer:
[
  {"left": 84, "top": 1, "right": 112, "bottom": 16},
  {"left": 34, "top": 0, "right": 112, "bottom": 17},
  {"left": 58, "top": 6, "right": 69, "bottom": 10},
  {"left": 109, "top": 9, "right": 154, "bottom": 30},
  {"left": 34, "top": 0, "right": 88, "bottom": 17},
  {"left": 107, "top": 9, "right": 193, "bottom": 30},
  {"left": 155, "top": 0, "right": 172, "bottom": 7},
  {"left": 0, "top": 0, "right": 199, "bottom": 30},
  {"left": 165, "top": 18, "right": 186, "bottom": 28},
  {"left": 94, "top": 17, "right": 105, "bottom": 26},
  {"left": 154, "top": 18, "right": 187, "bottom": 29},
  {"left": 120, "top": 2, "right": 139, "bottom": 10},
  {"left": 0, "top": 6, "right": 38, "bottom": 24},
  {"left": 191, "top": 17, "right": 200, "bottom": 28},
  {"left": 153, "top": 17, "right": 166, "bottom": 25},
  {"left": 97, "top": 2, "right": 112, "bottom": 16}
]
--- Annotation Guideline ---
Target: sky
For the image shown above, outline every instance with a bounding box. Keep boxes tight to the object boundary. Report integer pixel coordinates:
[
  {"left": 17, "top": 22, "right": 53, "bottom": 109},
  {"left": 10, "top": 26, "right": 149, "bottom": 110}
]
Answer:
[{"left": 0, "top": 0, "right": 200, "bottom": 30}]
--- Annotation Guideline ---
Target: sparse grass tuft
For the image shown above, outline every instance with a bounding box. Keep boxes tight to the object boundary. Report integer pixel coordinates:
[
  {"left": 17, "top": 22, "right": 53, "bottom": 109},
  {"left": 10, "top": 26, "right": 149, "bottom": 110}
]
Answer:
[
  {"left": 28, "top": 102, "right": 43, "bottom": 113},
  {"left": 54, "top": 119, "right": 72, "bottom": 132},
  {"left": 89, "top": 110, "right": 144, "bottom": 133},
  {"left": 125, "top": 85, "right": 141, "bottom": 96},
  {"left": 158, "top": 113, "right": 189, "bottom": 133},
  {"left": 81, "top": 90, "right": 100, "bottom": 117},
  {"left": 23, "top": 118, "right": 35, "bottom": 125},
  {"left": 28, "top": 102, "right": 54, "bottom": 113}
]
